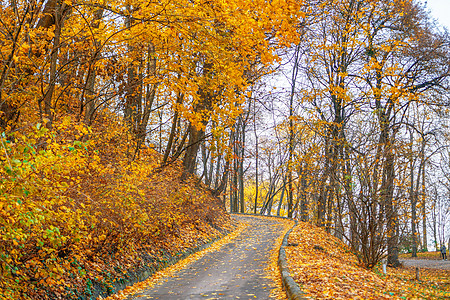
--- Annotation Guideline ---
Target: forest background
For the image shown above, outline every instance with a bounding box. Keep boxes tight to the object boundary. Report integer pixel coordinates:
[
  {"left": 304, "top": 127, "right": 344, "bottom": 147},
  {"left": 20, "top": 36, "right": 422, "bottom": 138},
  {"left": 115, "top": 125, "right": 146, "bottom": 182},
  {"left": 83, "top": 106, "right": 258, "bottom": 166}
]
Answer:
[{"left": 0, "top": 0, "right": 450, "bottom": 298}]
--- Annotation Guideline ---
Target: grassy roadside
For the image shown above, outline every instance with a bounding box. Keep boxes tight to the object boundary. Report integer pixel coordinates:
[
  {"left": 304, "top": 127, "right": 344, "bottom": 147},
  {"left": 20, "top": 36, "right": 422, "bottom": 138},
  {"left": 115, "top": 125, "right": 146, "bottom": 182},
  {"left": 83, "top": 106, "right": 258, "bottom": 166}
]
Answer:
[{"left": 399, "top": 251, "right": 446, "bottom": 260}]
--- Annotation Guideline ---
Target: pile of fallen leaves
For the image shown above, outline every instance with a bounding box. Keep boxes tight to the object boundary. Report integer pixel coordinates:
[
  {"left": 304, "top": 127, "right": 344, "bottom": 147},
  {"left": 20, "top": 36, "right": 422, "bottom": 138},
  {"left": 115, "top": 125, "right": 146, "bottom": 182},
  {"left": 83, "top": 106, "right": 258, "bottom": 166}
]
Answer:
[{"left": 286, "top": 222, "right": 450, "bottom": 299}]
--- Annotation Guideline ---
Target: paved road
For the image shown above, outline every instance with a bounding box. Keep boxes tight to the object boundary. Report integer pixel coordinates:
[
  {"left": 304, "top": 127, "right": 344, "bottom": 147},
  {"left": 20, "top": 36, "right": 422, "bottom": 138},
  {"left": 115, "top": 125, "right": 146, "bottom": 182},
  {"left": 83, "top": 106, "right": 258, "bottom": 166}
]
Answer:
[
  {"left": 128, "top": 215, "right": 287, "bottom": 300},
  {"left": 400, "top": 259, "right": 450, "bottom": 270}
]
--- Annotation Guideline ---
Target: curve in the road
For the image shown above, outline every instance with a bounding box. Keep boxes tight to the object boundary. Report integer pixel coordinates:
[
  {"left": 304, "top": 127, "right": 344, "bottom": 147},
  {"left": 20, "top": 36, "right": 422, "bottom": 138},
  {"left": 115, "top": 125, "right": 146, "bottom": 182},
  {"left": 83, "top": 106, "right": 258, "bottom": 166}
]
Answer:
[{"left": 127, "top": 215, "right": 291, "bottom": 300}]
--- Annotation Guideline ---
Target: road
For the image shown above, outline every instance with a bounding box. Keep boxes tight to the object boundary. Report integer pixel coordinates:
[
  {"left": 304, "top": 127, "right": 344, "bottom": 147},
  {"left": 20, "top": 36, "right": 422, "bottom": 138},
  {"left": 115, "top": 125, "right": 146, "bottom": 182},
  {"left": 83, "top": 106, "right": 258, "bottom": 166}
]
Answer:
[
  {"left": 127, "top": 215, "right": 289, "bottom": 300},
  {"left": 400, "top": 259, "right": 450, "bottom": 270}
]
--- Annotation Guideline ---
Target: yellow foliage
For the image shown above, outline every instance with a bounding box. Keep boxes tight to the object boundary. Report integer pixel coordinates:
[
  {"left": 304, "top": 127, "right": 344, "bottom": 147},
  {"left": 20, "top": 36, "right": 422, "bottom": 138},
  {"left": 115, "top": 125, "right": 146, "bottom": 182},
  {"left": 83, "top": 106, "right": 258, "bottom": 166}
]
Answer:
[{"left": 0, "top": 116, "right": 231, "bottom": 299}]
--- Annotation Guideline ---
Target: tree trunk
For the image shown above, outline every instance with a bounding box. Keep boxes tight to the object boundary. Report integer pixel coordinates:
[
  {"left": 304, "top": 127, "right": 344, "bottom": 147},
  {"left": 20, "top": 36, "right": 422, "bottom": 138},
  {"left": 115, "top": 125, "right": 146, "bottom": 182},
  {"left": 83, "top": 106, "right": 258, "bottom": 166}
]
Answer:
[
  {"left": 82, "top": 9, "right": 104, "bottom": 125},
  {"left": 287, "top": 44, "right": 299, "bottom": 218},
  {"left": 421, "top": 158, "right": 427, "bottom": 251},
  {"left": 317, "top": 184, "right": 327, "bottom": 227},
  {"left": 182, "top": 124, "right": 205, "bottom": 178},
  {"left": 385, "top": 141, "right": 400, "bottom": 267},
  {"left": 238, "top": 116, "right": 246, "bottom": 213},
  {"left": 41, "top": 1, "right": 65, "bottom": 126},
  {"left": 299, "top": 165, "right": 309, "bottom": 222},
  {"left": 317, "top": 140, "right": 329, "bottom": 227},
  {"left": 276, "top": 177, "right": 286, "bottom": 217},
  {"left": 213, "top": 131, "right": 233, "bottom": 197},
  {"left": 163, "top": 92, "right": 183, "bottom": 163},
  {"left": 181, "top": 62, "right": 213, "bottom": 180},
  {"left": 254, "top": 113, "right": 259, "bottom": 214},
  {"left": 409, "top": 130, "right": 418, "bottom": 257}
]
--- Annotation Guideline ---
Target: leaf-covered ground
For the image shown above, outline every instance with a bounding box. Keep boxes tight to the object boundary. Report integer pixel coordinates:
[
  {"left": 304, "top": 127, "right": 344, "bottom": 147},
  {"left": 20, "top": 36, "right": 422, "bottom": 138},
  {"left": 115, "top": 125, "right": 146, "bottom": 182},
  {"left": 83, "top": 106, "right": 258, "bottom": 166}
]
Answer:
[
  {"left": 0, "top": 118, "right": 232, "bottom": 299},
  {"left": 286, "top": 222, "right": 450, "bottom": 299},
  {"left": 399, "top": 251, "right": 447, "bottom": 261}
]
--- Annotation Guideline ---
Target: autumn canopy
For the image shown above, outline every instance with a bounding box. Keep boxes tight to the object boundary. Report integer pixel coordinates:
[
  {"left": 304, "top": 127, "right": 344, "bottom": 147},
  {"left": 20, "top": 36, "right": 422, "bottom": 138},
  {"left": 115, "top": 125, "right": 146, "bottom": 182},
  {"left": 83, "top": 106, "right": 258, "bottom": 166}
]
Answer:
[{"left": 1, "top": 0, "right": 450, "bottom": 298}]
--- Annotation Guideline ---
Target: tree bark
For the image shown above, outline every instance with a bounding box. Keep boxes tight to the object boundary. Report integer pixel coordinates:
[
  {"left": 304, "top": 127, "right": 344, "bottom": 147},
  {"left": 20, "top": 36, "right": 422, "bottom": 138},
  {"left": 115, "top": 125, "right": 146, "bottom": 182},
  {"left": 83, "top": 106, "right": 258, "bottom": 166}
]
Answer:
[
  {"left": 40, "top": 1, "right": 66, "bottom": 127},
  {"left": 299, "top": 165, "right": 309, "bottom": 222},
  {"left": 384, "top": 139, "right": 400, "bottom": 267},
  {"left": 421, "top": 158, "right": 427, "bottom": 251},
  {"left": 276, "top": 178, "right": 286, "bottom": 217},
  {"left": 409, "top": 130, "right": 418, "bottom": 257},
  {"left": 163, "top": 92, "right": 183, "bottom": 164},
  {"left": 182, "top": 124, "right": 205, "bottom": 178},
  {"left": 181, "top": 62, "right": 213, "bottom": 180},
  {"left": 254, "top": 106, "right": 259, "bottom": 214},
  {"left": 82, "top": 9, "right": 104, "bottom": 125},
  {"left": 287, "top": 44, "right": 299, "bottom": 218}
]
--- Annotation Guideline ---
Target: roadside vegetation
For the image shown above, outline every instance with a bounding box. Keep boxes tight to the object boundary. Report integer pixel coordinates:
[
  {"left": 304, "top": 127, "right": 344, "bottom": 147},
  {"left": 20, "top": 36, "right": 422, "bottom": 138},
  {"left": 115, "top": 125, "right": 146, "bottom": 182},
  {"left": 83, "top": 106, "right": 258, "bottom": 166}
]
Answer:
[
  {"left": 287, "top": 222, "right": 450, "bottom": 299},
  {"left": 0, "top": 116, "right": 231, "bottom": 299},
  {"left": 399, "top": 252, "right": 445, "bottom": 260}
]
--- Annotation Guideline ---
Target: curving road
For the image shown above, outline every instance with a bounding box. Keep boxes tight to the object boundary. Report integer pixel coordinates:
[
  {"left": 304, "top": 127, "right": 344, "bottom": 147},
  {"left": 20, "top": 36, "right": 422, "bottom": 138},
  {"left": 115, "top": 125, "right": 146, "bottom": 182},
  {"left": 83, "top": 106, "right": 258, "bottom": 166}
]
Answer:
[{"left": 127, "top": 215, "right": 288, "bottom": 300}]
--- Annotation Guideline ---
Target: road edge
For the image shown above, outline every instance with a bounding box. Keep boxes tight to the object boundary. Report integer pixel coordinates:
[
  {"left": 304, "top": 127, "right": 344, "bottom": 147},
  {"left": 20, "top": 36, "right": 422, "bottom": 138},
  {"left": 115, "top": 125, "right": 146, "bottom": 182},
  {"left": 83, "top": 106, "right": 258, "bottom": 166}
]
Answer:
[
  {"left": 88, "top": 227, "right": 234, "bottom": 300},
  {"left": 278, "top": 221, "right": 309, "bottom": 300}
]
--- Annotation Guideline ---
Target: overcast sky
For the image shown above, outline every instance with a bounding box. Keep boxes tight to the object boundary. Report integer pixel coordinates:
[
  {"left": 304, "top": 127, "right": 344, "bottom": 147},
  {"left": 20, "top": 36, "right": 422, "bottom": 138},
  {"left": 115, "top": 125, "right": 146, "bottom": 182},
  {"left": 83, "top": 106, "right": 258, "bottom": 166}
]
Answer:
[{"left": 425, "top": 0, "right": 450, "bottom": 30}]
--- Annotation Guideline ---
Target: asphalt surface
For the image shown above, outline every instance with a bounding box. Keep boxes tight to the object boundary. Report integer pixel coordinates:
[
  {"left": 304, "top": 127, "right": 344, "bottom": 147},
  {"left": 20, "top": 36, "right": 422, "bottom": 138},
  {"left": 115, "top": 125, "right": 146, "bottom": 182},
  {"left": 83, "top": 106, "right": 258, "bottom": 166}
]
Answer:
[
  {"left": 400, "top": 259, "right": 450, "bottom": 270},
  {"left": 128, "top": 215, "right": 286, "bottom": 300}
]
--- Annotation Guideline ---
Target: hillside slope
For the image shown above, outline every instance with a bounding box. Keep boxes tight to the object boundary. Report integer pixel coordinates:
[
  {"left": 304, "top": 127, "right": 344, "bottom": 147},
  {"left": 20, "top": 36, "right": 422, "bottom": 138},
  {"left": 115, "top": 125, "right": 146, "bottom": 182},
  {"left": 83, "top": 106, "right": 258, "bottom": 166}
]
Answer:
[{"left": 0, "top": 116, "right": 232, "bottom": 299}]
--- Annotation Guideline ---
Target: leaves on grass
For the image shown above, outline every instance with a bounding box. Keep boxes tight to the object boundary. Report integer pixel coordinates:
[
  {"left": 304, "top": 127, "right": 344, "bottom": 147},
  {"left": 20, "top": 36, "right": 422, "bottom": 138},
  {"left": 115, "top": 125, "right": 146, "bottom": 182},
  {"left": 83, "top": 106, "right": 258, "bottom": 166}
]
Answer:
[
  {"left": 286, "top": 222, "right": 450, "bottom": 299},
  {"left": 399, "top": 251, "right": 446, "bottom": 261}
]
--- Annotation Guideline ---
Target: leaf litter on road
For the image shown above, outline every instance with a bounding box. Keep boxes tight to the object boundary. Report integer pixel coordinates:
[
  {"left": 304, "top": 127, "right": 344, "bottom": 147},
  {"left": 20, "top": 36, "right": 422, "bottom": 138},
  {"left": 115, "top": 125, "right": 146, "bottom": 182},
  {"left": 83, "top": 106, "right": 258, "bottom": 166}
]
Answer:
[
  {"left": 101, "top": 215, "right": 295, "bottom": 300},
  {"left": 101, "top": 222, "right": 248, "bottom": 300}
]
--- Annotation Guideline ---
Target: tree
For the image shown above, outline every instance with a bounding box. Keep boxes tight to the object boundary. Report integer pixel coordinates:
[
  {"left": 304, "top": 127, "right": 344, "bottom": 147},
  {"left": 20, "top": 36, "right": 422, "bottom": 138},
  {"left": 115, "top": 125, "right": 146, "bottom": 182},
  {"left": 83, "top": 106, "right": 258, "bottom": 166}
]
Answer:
[{"left": 286, "top": 0, "right": 450, "bottom": 268}]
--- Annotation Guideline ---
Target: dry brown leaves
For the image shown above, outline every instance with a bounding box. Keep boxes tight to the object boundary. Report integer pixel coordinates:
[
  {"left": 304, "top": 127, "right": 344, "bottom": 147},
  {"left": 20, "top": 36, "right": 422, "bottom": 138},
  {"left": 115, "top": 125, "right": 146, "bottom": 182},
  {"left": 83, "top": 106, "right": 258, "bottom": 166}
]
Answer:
[{"left": 286, "top": 222, "right": 450, "bottom": 299}]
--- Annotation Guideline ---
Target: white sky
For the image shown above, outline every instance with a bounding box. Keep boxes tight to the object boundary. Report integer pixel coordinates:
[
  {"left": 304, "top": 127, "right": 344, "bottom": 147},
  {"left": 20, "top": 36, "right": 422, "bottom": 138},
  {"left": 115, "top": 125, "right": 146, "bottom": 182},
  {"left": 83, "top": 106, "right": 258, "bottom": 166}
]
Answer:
[{"left": 425, "top": 0, "right": 450, "bottom": 30}]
